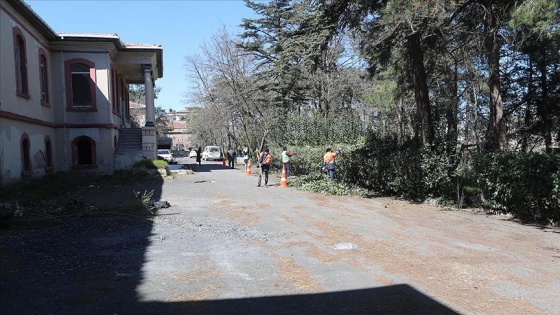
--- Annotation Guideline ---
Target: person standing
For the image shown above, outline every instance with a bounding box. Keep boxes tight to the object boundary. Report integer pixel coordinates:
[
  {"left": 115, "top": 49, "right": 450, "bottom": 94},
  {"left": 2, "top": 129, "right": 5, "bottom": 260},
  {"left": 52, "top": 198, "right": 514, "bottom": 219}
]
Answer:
[
  {"left": 257, "top": 148, "right": 273, "bottom": 187},
  {"left": 323, "top": 148, "right": 337, "bottom": 180},
  {"left": 281, "top": 146, "right": 297, "bottom": 178},
  {"left": 196, "top": 147, "right": 202, "bottom": 167},
  {"left": 243, "top": 145, "right": 252, "bottom": 165},
  {"left": 227, "top": 147, "right": 236, "bottom": 168}
]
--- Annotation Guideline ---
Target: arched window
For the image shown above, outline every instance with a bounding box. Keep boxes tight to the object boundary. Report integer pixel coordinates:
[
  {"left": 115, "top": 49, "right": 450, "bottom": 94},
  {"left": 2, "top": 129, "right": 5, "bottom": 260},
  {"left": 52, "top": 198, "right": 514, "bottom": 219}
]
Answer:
[
  {"left": 39, "top": 49, "right": 49, "bottom": 105},
  {"left": 71, "top": 136, "right": 97, "bottom": 168},
  {"left": 71, "top": 63, "right": 92, "bottom": 106},
  {"left": 45, "top": 136, "right": 53, "bottom": 170},
  {"left": 13, "top": 28, "right": 29, "bottom": 98},
  {"left": 21, "top": 133, "right": 32, "bottom": 175},
  {"left": 65, "top": 59, "right": 97, "bottom": 110}
]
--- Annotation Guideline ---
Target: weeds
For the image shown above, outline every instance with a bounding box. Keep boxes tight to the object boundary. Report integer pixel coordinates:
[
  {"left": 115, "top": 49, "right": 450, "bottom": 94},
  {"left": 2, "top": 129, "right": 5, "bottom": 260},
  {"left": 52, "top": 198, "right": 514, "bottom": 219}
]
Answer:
[
  {"left": 290, "top": 174, "right": 368, "bottom": 197},
  {"left": 120, "top": 189, "right": 157, "bottom": 215},
  {"left": 0, "top": 171, "right": 159, "bottom": 228}
]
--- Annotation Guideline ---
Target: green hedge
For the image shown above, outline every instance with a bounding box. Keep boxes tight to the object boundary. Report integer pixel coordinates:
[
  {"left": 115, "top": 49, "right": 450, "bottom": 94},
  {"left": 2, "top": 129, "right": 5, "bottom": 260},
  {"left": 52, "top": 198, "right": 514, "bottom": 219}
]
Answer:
[
  {"left": 474, "top": 152, "right": 559, "bottom": 222},
  {"left": 274, "top": 134, "right": 560, "bottom": 224},
  {"left": 339, "top": 135, "right": 426, "bottom": 199}
]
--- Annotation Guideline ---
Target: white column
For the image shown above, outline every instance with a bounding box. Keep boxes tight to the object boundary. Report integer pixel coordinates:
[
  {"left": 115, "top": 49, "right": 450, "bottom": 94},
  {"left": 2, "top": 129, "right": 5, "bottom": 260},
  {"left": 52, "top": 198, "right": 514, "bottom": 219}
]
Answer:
[{"left": 143, "top": 65, "right": 155, "bottom": 127}]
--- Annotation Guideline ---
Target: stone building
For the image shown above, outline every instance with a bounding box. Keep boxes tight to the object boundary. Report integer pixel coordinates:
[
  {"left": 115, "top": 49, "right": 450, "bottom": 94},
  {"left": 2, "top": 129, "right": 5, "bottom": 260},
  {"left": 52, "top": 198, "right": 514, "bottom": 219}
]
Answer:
[{"left": 0, "top": 0, "right": 163, "bottom": 186}]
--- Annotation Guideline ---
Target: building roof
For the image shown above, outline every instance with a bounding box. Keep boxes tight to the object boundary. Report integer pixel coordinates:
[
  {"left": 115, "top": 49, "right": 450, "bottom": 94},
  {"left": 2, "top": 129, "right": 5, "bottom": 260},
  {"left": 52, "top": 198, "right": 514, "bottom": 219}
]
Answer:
[
  {"left": 7, "top": 0, "right": 163, "bottom": 78},
  {"left": 171, "top": 121, "right": 186, "bottom": 129},
  {"left": 7, "top": 0, "right": 57, "bottom": 39}
]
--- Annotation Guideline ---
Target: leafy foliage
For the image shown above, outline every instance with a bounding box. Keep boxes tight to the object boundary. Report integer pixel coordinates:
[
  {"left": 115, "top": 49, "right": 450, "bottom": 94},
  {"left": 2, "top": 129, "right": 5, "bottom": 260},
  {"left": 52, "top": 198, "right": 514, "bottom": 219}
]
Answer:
[
  {"left": 133, "top": 159, "right": 158, "bottom": 169},
  {"left": 340, "top": 134, "right": 424, "bottom": 199},
  {"left": 276, "top": 112, "right": 363, "bottom": 146},
  {"left": 474, "top": 152, "right": 560, "bottom": 221},
  {"left": 290, "top": 174, "right": 368, "bottom": 197}
]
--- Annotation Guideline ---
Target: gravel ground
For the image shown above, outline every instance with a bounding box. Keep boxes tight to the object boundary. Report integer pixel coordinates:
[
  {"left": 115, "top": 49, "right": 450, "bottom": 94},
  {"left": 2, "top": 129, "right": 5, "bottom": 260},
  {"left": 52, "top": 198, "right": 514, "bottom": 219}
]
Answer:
[{"left": 1, "top": 160, "right": 559, "bottom": 314}]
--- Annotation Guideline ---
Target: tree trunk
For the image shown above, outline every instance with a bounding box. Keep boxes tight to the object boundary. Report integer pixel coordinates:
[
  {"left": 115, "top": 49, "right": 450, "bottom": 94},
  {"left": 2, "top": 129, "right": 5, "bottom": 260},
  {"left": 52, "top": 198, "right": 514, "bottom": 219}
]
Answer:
[
  {"left": 485, "top": 12, "right": 507, "bottom": 151},
  {"left": 522, "top": 57, "right": 533, "bottom": 153},
  {"left": 446, "top": 61, "right": 459, "bottom": 158},
  {"left": 396, "top": 98, "right": 405, "bottom": 145},
  {"left": 407, "top": 32, "right": 433, "bottom": 148},
  {"left": 537, "top": 45, "right": 552, "bottom": 153}
]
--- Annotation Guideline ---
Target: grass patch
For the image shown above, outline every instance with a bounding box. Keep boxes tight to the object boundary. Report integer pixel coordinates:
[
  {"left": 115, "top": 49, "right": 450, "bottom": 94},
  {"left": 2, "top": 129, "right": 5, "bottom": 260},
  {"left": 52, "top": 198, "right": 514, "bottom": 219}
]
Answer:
[{"left": 0, "top": 171, "right": 159, "bottom": 228}]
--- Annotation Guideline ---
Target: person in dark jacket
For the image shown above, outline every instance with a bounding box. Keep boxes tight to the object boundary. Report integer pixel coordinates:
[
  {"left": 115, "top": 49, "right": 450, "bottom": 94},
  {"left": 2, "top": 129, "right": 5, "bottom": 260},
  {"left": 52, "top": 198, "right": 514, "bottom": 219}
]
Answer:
[
  {"left": 227, "top": 147, "right": 236, "bottom": 168},
  {"left": 196, "top": 147, "right": 202, "bottom": 166},
  {"left": 257, "top": 148, "right": 273, "bottom": 187}
]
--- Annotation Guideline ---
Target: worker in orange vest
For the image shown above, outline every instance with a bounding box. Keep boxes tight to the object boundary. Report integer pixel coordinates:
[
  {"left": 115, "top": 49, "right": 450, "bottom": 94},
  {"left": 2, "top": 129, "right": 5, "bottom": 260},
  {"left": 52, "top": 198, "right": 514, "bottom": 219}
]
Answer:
[
  {"left": 323, "top": 148, "right": 338, "bottom": 180},
  {"left": 257, "top": 148, "right": 273, "bottom": 187}
]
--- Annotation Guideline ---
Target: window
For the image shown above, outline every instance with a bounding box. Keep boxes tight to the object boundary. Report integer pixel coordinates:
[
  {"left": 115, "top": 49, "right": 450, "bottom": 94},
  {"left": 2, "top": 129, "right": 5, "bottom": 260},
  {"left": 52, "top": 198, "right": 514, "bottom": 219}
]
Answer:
[
  {"left": 71, "top": 136, "right": 97, "bottom": 168},
  {"left": 13, "top": 28, "right": 29, "bottom": 98},
  {"left": 71, "top": 63, "right": 92, "bottom": 106},
  {"left": 39, "top": 49, "right": 49, "bottom": 105},
  {"left": 111, "top": 67, "right": 118, "bottom": 114},
  {"left": 65, "top": 59, "right": 97, "bottom": 110},
  {"left": 21, "top": 133, "right": 32, "bottom": 175},
  {"left": 45, "top": 136, "right": 53, "bottom": 170},
  {"left": 117, "top": 74, "right": 124, "bottom": 116}
]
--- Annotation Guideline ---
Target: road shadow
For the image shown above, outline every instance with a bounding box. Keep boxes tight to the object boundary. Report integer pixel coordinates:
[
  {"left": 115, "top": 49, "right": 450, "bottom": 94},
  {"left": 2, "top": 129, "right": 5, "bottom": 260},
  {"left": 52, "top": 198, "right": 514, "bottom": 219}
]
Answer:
[
  {"left": 0, "top": 174, "right": 165, "bottom": 314},
  {"left": 139, "top": 284, "right": 460, "bottom": 314}
]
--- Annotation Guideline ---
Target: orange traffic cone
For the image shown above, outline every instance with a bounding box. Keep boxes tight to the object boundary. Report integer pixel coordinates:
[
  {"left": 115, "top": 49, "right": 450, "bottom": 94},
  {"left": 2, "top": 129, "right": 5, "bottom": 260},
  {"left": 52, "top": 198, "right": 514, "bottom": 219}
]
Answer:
[
  {"left": 246, "top": 159, "right": 251, "bottom": 176},
  {"left": 280, "top": 164, "right": 288, "bottom": 187}
]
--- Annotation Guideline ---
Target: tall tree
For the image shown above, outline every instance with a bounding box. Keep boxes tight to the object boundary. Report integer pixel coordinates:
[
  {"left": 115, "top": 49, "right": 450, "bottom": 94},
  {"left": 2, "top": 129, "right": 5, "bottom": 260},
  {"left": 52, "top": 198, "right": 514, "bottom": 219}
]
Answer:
[
  {"left": 311, "top": 0, "right": 457, "bottom": 147},
  {"left": 510, "top": 0, "right": 560, "bottom": 152},
  {"left": 128, "top": 84, "right": 162, "bottom": 104},
  {"left": 185, "top": 27, "right": 272, "bottom": 150}
]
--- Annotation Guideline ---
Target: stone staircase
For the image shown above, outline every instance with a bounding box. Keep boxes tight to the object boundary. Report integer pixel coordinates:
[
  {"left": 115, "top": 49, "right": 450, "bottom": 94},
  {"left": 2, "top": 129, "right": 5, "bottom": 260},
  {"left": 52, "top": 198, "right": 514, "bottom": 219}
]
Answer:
[
  {"left": 115, "top": 128, "right": 144, "bottom": 170},
  {"left": 117, "top": 128, "right": 142, "bottom": 153}
]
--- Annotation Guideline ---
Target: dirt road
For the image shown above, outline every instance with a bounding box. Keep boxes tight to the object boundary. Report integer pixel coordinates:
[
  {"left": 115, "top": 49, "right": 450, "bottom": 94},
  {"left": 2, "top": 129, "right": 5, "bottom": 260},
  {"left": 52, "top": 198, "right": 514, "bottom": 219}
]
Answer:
[{"left": 1, "top": 160, "right": 559, "bottom": 314}]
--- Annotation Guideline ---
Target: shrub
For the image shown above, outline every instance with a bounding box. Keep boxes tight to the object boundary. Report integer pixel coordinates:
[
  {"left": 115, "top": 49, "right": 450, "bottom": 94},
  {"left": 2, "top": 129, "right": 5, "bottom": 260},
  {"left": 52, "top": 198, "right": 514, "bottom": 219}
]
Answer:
[
  {"left": 133, "top": 159, "right": 158, "bottom": 169},
  {"left": 290, "top": 174, "right": 368, "bottom": 197},
  {"left": 474, "top": 152, "right": 559, "bottom": 222},
  {"left": 420, "top": 149, "right": 454, "bottom": 200},
  {"left": 341, "top": 134, "right": 425, "bottom": 199},
  {"left": 283, "top": 146, "right": 331, "bottom": 176},
  {"left": 132, "top": 159, "right": 170, "bottom": 176},
  {"left": 152, "top": 159, "right": 169, "bottom": 170}
]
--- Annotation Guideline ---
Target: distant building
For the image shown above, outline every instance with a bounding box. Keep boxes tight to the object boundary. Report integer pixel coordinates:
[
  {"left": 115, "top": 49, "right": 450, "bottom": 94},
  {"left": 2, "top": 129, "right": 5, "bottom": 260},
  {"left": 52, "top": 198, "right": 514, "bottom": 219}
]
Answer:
[
  {"left": 129, "top": 106, "right": 194, "bottom": 150},
  {"left": 0, "top": 0, "right": 163, "bottom": 187},
  {"left": 166, "top": 108, "right": 197, "bottom": 122},
  {"left": 168, "top": 120, "right": 190, "bottom": 151},
  {"left": 164, "top": 109, "right": 198, "bottom": 150}
]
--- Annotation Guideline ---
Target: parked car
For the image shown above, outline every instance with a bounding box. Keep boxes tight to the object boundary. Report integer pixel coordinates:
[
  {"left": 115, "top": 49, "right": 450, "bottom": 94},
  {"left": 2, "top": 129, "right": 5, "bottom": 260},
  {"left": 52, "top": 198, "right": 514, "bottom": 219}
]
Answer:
[
  {"left": 172, "top": 150, "right": 188, "bottom": 158},
  {"left": 202, "top": 146, "right": 222, "bottom": 161},
  {"left": 157, "top": 149, "right": 173, "bottom": 162},
  {"left": 189, "top": 150, "right": 198, "bottom": 158}
]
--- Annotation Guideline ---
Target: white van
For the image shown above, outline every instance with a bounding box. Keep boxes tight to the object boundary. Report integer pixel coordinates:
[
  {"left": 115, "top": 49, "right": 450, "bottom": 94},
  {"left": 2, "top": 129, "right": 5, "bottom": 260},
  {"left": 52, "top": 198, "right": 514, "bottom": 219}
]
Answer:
[{"left": 202, "top": 146, "right": 222, "bottom": 161}]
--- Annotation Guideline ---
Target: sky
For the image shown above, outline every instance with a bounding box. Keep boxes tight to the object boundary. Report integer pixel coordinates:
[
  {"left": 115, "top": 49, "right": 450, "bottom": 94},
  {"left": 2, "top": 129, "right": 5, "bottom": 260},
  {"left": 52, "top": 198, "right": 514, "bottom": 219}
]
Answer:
[{"left": 25, "top": 0, "right": 257, "bottom": 111}]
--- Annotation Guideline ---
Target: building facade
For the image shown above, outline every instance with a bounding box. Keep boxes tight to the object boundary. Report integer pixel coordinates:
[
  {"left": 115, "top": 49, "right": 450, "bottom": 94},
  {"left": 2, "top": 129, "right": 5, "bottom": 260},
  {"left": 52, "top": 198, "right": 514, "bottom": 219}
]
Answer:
[
  {"left": 0, "top": 0, "right": 163, "bottom": 187},
  {"left": 165, "top": 109, "right": 197, "bottom": 150}
]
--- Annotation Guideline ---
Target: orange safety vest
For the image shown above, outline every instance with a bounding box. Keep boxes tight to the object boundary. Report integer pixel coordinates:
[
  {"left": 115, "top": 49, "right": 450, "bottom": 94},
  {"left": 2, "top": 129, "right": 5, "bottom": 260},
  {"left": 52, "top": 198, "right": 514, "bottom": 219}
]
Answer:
[
  {"left": 323, "top": 151, "right": 337, "bottom": 164},
  {"left": 258, "top": 152, "right": 273, "bottom": 165}
]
